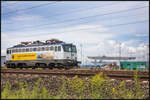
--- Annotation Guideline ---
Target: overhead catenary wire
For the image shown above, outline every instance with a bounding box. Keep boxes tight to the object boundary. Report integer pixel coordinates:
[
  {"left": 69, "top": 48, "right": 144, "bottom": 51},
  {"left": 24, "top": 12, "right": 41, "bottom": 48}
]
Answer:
[
  {"left": 2, "top": 2, "right": 18, "bottom": 8},
  {"left": 17, "top": 20, "right": 149, "bottom": 37},
  {"left": 2, "top": 2, "right": 120, "bottom": 25},
  {"left": 26, "top": 11, "right": 149, "bottom": 31},
  {"left": 3, "top": 11, "right": 146, "bottom": 32},
  {"left": 2, "top": 1, "right": 59, "bottom": 15},
  {"left": 3, "top": 5, "right": 149, "bottom": 32}
]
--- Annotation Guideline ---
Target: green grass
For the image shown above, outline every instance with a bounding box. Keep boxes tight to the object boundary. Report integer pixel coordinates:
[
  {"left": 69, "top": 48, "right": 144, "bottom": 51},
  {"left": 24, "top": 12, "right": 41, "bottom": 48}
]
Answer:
[{"left": 1, "top": 70, "right": 148, "bottom": 99}]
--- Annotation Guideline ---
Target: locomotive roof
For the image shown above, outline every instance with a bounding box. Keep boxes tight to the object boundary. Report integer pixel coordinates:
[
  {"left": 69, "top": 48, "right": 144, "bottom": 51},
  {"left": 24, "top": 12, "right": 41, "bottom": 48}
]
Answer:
[{"left": 7, "top": 43, "right": 74, "bottom": 49}]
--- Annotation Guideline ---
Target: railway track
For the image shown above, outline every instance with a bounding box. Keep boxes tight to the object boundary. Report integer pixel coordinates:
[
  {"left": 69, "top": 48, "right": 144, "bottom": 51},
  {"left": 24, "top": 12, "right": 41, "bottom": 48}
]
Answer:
[{"left": 1, "top": 69, "right": 149, "bottom": 80}]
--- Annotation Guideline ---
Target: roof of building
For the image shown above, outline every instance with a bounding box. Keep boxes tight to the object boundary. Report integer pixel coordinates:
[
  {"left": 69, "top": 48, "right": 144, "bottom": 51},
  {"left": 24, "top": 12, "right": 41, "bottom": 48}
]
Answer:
[{"left": 88, "top": 56, "right": 136, "bottom": 60}]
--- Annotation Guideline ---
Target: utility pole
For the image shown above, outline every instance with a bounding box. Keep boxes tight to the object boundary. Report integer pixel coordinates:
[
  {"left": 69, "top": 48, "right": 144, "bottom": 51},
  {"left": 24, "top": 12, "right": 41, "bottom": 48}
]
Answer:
[
  {"left": 146, "top": 45, "right": 149, "bottom": 70},
  {"left": 119, "top": 42, "right": 121, "bottom": 69},
  {"left": 80, "top": 44, "right": 82, "bottom": 65}
]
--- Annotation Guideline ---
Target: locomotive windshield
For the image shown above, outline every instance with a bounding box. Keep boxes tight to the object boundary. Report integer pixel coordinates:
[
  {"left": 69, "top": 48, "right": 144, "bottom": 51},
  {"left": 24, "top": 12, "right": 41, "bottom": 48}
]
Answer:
[{"left": 63, "top": 45, "right": 77, "bottom": 52}]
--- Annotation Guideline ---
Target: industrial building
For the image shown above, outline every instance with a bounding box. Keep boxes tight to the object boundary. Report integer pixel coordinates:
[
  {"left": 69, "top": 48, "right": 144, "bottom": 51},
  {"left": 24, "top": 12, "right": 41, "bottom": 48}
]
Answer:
[
  {"left": 87, "top": 56, "right": 148, "bottom": 70},
  {"left": 120, "top": 61, "right": 147, "bottom": 70}
]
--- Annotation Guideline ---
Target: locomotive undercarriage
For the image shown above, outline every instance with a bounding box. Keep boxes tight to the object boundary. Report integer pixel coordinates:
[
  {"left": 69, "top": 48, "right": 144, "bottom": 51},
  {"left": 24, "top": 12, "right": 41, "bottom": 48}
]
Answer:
[{"left": 6, "top": 59, "right": 78, "bottom": 69}]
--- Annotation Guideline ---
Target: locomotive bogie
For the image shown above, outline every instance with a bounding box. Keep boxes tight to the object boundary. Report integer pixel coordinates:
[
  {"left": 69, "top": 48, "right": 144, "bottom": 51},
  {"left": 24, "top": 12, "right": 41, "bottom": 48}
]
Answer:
[{"left": 6, "top": 59, "right": 78, "bottom": 69}]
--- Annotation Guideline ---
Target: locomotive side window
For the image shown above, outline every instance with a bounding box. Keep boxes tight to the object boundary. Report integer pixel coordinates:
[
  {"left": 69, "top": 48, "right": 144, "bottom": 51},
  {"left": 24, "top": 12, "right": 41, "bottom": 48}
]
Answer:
[
  {"left": 15, "top": 49, "right": 17, "bottom": 53},
  {"left": 37, "top": 47, "right": 40, "bottom": 51},
  {"left": 21, "top": 49, "right": 23, "bottom": 52},
  {"left": 40, "top": 47, "right": 42, "bottom": 51},
  {"left": 19, "top": 49, "right": 21, "bottom": 52},
  {"left": 46, "top": 47, "right": 49, "bottom": 51},
  {"left": 42, "top": 47, "right": 45, "bottom": 51},
  {"left": 58, "top": 46, "right": 61, "bottom": 51},
  {"left": 16, "top": 49, "right": 19, "bottom": 53},
  {"left": 29, "top": 48, "right": 32, "bottom": 52},
  {"left": 26, "top": 48, "right": 29, "bottom": 52},
  {"left": 22, "top": 49, "right": 25, "bottom": 52},
  {"left": 33, "top": 48, "right": 36, "bottom": 51},
  {"left": 55, "top": 46, "right": 58, "bottom": 51},
  {"left": 12, "top": 49, "right": 14, "bottom": 53},
  {"left": 14, "top": 49, "right": 16, "bottom": 53},
  {"left": 50, "top": 46, "right": 53, "bottom": 51}
]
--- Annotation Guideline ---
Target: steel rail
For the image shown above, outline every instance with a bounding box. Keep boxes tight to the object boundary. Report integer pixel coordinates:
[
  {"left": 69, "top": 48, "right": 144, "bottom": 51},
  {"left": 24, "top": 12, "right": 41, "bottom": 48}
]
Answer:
[{"left": 1, "top": 69, "right": 149, "bottom": 80}]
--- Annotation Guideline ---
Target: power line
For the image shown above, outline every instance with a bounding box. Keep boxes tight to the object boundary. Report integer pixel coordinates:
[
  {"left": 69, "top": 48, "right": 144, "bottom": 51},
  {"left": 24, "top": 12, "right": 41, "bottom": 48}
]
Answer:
[
  {"left": 27, "top": 11, "right": 148, "bottom": 31},
  {"left": 2, "top": 2, "right": 18, "bottom": 8},
  {"left": 2, "top": 1, "right": 59, "bottom": 15},
  {"left": 19, "top": 20, "right": 149, "bottom": 37},
  {"left": 2, "top": 2, "right": 119, "bottom": 25},
  {"left": 3, "top": 6, "right": 148, "bottom": 32}
]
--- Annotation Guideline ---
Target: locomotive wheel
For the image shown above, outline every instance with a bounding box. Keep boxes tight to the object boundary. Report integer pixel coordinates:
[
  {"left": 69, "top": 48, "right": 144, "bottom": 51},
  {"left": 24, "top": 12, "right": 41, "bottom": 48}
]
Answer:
[
  {"left": 57, "top": 63, "right": 64, "bottom": 69},
  {"left": 17, "top": 63, "right": 23, "bottom": 69},
  {"left": 48, "top": 63, "right": 55, "bottom": 69},
  {"left": 11, "top": 64, "right": 16, "bottom": 68},
  {"left": 7, "top": 64, "right": 11, "bottom": 68},
  {"left": 64, "top": 66, "right": 70, "bottom": 70},
  {"left": 35, "top": 63, "right": 39, "bottom": 67}
]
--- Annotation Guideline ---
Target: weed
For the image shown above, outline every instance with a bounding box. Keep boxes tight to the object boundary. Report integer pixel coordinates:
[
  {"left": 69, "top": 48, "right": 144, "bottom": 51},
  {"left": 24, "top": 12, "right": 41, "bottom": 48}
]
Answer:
[{"left": 1, "top": 71, "right": 147, "bottom": 99}]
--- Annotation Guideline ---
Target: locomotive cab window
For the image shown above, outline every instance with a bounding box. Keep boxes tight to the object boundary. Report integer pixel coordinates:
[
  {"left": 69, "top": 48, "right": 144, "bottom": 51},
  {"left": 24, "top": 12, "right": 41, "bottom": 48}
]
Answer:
[
  {"left": 72, "top": 46, "right": 77, "bottom": 53},
  {"left": 58, "top": 46, "right": 61, "bottom": 51},
  {"left": 63, "top": 45, "right": 70, "bottom": 52},
  {"left": 63, "top": 45, "right": 76, "bottom": 52},
  {"left": 7, "top": 50, "right": 9, "bottom": 54},
  {"left": 55, "top": 46, "right": 58, "bottom": 51}
]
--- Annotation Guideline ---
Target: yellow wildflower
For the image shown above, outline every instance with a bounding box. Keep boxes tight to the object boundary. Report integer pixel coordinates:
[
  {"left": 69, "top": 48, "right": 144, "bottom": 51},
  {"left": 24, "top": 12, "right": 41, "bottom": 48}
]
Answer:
[{"left": 112, "top": 88, "right": 115, "bottom": 92}]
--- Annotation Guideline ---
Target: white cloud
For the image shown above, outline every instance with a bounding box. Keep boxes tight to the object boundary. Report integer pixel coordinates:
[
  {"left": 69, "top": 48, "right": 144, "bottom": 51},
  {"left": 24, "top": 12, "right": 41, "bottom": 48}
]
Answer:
[
  {"left": 10, "top": 14, "right": 42, "bottom": 22},
  {"left": 136, "top": 33, "right": 148, "bottom": 37},
  {"left": 11, "top": 14, "right": 43, "bottom": 22}
]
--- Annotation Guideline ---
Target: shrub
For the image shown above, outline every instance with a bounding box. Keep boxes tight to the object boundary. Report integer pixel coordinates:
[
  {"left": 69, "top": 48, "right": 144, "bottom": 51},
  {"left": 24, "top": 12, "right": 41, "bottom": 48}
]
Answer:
[{"left": 1, "top": 71, "right": 147, "bottom": 99}]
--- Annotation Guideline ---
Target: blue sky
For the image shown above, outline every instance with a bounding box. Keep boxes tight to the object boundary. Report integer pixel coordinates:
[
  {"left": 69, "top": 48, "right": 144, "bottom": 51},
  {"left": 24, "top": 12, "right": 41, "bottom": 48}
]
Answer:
[{"left": 1, "top": 1, "right": 149, "bottom": 64}]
